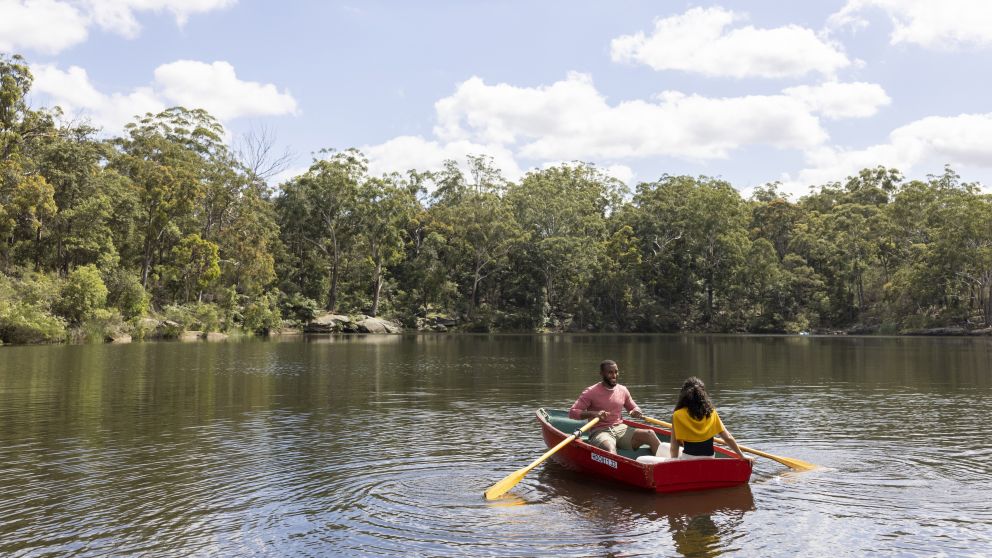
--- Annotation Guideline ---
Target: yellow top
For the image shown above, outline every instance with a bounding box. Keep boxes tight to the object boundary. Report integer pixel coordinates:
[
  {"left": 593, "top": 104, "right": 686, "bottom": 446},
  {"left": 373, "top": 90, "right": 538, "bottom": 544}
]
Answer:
[{"left": 672, "top": 407, "right": 725, "bottom": 442}]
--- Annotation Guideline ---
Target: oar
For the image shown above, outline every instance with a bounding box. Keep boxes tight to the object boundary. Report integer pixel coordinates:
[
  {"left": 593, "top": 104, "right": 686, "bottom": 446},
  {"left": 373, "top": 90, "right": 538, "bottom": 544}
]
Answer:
[
  {"left": 484, "top": 417, "right": 600, "bottom": 500},
  {"left": 641, "top": 416, "right": 817, "bottom": 472}
]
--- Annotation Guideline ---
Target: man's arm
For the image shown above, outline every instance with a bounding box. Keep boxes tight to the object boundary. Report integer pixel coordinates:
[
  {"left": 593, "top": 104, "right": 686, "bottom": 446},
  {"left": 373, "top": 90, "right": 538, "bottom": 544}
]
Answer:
[
  {"left": 569, "top": 388, "right": 608, "bottom": 421},
  {"left": 623, "top": 387, "right": 643, "bottom": 418},
  {"left": 568, "top": 389, "right": 591, "bottom": 419}
]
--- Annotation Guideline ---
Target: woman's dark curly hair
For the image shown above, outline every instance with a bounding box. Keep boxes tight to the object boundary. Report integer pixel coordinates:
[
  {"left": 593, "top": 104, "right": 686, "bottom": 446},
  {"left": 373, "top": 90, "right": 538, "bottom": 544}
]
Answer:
[{"left": 674, "top": 377, "right": 714, "bottom": 420}]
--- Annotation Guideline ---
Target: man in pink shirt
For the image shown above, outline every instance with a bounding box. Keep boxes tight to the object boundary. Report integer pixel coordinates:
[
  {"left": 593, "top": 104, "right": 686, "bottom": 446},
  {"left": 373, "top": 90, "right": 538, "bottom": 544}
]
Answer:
[{"left": 569, "top": 360, "right": 662, "bottom": 455}]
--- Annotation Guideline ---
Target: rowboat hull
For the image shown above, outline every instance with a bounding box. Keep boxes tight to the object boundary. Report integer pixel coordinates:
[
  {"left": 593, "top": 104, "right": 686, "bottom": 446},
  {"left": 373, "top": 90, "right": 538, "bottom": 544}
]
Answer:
[{"left": 538, "top": 408, "right": 752, "bottom": 493}]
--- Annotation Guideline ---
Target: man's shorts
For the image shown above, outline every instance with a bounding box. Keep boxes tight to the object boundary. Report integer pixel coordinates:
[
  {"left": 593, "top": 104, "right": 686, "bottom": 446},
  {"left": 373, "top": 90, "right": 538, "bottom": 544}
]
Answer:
[{"left": 589, "top": 423, "right": 636, "bottom": 450}]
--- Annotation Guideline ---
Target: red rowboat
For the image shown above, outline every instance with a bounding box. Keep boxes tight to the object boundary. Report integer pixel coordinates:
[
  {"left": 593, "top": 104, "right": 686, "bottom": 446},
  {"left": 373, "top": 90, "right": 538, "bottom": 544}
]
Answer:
[{"left": 538, "top": 408, "right": 753, "bottom": 493}]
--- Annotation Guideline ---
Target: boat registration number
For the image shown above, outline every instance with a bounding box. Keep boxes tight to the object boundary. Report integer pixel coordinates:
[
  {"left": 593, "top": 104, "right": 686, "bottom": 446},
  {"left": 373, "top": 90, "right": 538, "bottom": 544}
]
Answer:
[{"left": 591, "top": 453, "right": 618, "bottom": 469}]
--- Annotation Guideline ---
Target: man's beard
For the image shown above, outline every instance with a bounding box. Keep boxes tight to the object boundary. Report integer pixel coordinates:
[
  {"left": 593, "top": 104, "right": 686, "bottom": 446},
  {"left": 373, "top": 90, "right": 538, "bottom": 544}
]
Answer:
[{"left": 603, "top": 378, "right": 617, "bottom": 387}]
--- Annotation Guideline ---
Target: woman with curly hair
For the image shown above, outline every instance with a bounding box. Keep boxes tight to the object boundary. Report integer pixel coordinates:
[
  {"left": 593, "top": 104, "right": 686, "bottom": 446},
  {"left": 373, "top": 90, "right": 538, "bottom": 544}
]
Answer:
[{"left": 669, "top": 377, "right": 753, "bottom": 462}]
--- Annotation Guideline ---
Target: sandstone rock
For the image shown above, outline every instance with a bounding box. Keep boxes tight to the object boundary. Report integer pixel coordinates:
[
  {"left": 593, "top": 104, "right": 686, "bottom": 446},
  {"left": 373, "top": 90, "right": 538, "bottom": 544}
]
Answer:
[
  {"left": 355, "top": 317, "right": 403, "bottom": 333},
  {"left": 306, "top": 313, "right": 352, "bottom": 333}
]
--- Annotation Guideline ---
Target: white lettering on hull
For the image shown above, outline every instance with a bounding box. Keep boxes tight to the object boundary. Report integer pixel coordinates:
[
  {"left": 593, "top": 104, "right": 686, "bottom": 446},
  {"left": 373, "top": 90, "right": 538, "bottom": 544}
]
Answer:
[{"left": 591, "top": 452, "right": 618, "bottom": 469}]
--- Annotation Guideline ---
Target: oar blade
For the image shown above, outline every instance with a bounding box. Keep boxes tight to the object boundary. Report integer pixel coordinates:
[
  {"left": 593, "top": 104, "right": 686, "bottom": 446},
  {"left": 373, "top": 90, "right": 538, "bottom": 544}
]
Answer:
[
  {"left": 484, "top": 466, "right": 529, "bottom": 500},
  {"left": 484, "top": 417, "right": 598, "bottom": 500},
  {"left": 778, "top": 456, "right": 818, "bottom": 472}
]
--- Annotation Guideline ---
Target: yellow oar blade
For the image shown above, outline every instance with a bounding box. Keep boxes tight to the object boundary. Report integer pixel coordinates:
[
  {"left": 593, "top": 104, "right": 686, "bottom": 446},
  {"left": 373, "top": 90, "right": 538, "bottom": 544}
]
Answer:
[
  {"left": 738, "top": 444, "right": 818, "bottom": 471},
  {"left": 484, "top": 417, "right": 600, "bottom": 500},
  {"left": 484, "top": 465, "right": 532, "bottom": 500},
  {"left": 642, "top": 415, "right": 817, "bottom": 472}
]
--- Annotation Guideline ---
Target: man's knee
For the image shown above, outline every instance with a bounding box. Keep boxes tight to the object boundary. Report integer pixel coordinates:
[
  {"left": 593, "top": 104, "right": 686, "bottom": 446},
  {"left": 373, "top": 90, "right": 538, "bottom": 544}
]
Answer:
[
  {"left": 597, "top": 438, "right": 618, "bottom": 453},
  {"left": 633, "top": 428, "right": 659, "bottom": 445}
]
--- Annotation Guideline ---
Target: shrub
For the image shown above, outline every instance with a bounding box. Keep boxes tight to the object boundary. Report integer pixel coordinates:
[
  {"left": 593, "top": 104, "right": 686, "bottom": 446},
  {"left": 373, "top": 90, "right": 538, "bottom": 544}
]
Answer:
[
  {"left": 0, "top": 299, "right": 66, "bottom": 343},
  {"left": 281, "top": 292, "right": 320, "bottom": 324},
  {"left": 0, "top": 270, "right": 66, "bottom": 344},
  {"left": 162, "top": 302, "right": 221, "bottom": 332},
  {"left": 58, "top": 264, "right": 108, "bottom": 325},
  {"left": 105, "top": 269, "right": 149, "bottom": 320},
  {"left": 71, "top": 308, "right": 125, "bottom": 343},
  {"left": 242, "top": 292, "right": 281, "bottom": 334}
]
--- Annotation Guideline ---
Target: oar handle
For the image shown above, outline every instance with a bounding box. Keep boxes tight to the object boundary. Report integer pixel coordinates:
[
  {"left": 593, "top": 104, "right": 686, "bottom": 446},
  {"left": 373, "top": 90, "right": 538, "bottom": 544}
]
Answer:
[{"left": 524, "top": 416, "right": 600, "bottom": 474}]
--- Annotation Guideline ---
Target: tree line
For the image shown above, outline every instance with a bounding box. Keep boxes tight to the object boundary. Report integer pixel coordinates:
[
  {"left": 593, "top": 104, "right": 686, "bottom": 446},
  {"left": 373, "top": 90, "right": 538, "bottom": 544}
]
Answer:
[{"left": 3, "top": 53, "right": 992, "bottom": 344}]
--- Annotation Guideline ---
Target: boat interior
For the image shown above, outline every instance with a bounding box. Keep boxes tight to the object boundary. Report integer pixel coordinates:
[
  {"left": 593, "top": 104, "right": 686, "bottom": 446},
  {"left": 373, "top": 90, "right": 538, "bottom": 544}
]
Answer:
[{"left": 540, "top": 408, "right": 658, "bottom": 461}]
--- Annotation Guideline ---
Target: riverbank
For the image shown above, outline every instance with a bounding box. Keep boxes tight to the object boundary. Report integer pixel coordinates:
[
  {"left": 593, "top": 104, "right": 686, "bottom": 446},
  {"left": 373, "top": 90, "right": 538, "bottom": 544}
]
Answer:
[{"left": 7, "top": 311, "right": 992, "bottom": 347}]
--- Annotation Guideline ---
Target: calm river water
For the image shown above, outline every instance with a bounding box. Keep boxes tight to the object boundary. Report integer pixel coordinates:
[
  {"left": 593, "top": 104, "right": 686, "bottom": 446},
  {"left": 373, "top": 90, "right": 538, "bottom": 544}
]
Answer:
[{"left": 1, "top": 334, "right": 991, "bottom": 557}]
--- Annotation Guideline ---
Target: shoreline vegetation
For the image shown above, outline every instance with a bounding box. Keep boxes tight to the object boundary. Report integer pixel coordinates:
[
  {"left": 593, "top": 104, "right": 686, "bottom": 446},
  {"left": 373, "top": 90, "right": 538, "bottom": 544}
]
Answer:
[{"left": 5, "top": 53, "right": 992, "bottom": 346}]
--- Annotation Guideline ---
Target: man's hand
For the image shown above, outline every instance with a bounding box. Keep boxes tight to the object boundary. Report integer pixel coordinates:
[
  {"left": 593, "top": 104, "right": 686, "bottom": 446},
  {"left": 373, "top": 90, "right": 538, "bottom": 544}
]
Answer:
[
  {"left": 630, "top": 409, "right": 643, "bottom": 419},
  {"left": 583, "top": 410, "right": 609, "bottom": 421}
]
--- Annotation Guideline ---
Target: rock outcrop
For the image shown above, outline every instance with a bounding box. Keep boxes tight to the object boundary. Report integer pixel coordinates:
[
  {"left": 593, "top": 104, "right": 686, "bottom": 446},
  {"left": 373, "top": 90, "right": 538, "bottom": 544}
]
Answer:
[
  {"left": 305, "top": 313, "right": 403, "bottom": 333},
  {"left": 355, "top": 317, "right": 403, "bottom": 333}
]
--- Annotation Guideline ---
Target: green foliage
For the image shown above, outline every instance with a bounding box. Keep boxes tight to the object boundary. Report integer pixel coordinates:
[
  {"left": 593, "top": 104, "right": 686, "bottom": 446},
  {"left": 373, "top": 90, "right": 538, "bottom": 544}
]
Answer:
[
  {"left": 104, "top": 267, "right": 150, "bottom": 320},
  {"left": 0, "top": 270, "right": 66, "bottom": 343},
  {"left": 242, "top": 291, "right": 281, "bottom": 334},
  {"left": 57, "top": 264, "right": 108, "bottom": 325},
  {"left": 281, "top": 292, "right": 320, "bottom": 324},
  {"left": 7, "top": 50, "right": 992, "bottom": 341},
  {"left": 165, "top": 233, "right": 221, "bottom": 302},
  {"left": 162, "top": 302, "right": 221, "bottom": 332},
  {"left": 73, "top": 308, "right": 125, "bottom": 344}
]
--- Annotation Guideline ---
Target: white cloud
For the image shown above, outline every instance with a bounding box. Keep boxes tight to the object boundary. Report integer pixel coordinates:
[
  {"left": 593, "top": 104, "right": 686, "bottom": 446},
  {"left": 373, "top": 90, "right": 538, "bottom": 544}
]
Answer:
[
  {"left": 32, "top": 64, "right": 165, "bottom": 131},
  {"left": 603, "top": 164, "right": 634, "bottom": 185},
  {"left": 83, "top": 0, "right": 237, "bottom": 38},
  {"left": 153, "top": 60, "right": 298, "bottom": 120},
  {"left": 830, "top": 0, "right": 992, "bottom": 49},
  {"left": 366, "top": 73, "right": 893, "bottom": 189},
  {"left": 31, "top": 60, "right": 296, "bottom": 134},
  {"left": 783, "top": 82, "right": 891, "bottom": 119},
  {"left": 0, "top": 0, "right": 89, "bottom": 54},
  {"left": 782, "top": 112, "right": 992, "bottom": 196},
  {"left": 0, "top": 0, "right": 235, "bottom": 54},
  {"left": 611, "top": 7, "right": 851, "bottom": 78},
  {"left": 362, "top": 135, "right": 524, "bottom": 181},
  {"left": 434, "top": 73, "right": 839, "bottom": 162}
]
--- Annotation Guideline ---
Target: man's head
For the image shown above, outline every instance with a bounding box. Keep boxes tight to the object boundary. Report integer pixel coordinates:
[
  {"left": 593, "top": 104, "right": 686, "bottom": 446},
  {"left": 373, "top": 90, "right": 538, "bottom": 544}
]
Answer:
[{"left": 599, "top": 359, "right": 619, "bottom": 387}]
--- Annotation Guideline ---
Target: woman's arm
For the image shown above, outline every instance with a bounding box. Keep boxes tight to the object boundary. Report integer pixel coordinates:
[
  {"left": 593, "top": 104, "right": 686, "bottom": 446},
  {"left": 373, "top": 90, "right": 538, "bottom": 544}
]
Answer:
[
  {"left": 669, "top": 426, "right": 680, "bottom": 458},
  {"left": 719, "top": 429, "right": 755, "bottom": 462}
]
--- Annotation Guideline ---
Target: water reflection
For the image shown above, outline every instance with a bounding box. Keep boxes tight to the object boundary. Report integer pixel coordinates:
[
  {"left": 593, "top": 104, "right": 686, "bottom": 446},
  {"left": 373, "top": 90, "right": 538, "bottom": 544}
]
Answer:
[
  {"left": 535, "top": 464, "right": 755, "bottom": 556},
  {"left": 2, "top": 335, "right": 992, "bottom": 556}
]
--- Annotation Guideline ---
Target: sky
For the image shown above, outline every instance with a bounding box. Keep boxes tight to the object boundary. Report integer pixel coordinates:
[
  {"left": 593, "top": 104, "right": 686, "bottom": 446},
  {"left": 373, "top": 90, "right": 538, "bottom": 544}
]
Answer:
[{"left": 4, "top": 0, "right": 992, "bottom": 197}]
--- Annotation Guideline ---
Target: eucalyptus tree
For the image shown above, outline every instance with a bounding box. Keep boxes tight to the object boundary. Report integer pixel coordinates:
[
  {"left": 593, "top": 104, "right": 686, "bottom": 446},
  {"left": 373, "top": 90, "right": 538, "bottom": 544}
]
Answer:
[
  {"left": 354, "top": 173, "right": 419, "bottom": 317},
  {"left": 0, "top": 54, "right": 57, "bottom": 270},
  {"left": 745, "top": 183, "right": 825, "bottom": 331},
  {"left": 798, "top": 167, "right": 900, "bottom": 324},
  {"left": 924, "top": 176, "right": 992, "bottom": 325},
  {"left": 507, "top": 164, "right": 622, "bottom": 329},
  {"left": 275, "top": 148, "right": 364, "bottom": 310},
  {"left": 632, "top": 175, "right": 750, "bottom": 327},
  {"left": 35, "top": 123, "right": 119, "bottom": 274},
  {"left": 109, "top": 107, "right": 227, "bottom": 294},
  {"left": 164, "top": 233, "right": 221, "bottom": 303},
  {"left": 428, "top": 156, "right": 526, "bottom": 320}
]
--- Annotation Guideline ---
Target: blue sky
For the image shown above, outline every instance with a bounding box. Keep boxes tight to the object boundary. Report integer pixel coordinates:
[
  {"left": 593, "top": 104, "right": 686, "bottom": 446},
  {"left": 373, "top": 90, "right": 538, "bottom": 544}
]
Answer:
[{"left": 4, "top": 0, "right": 992, "bottom": 196}]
